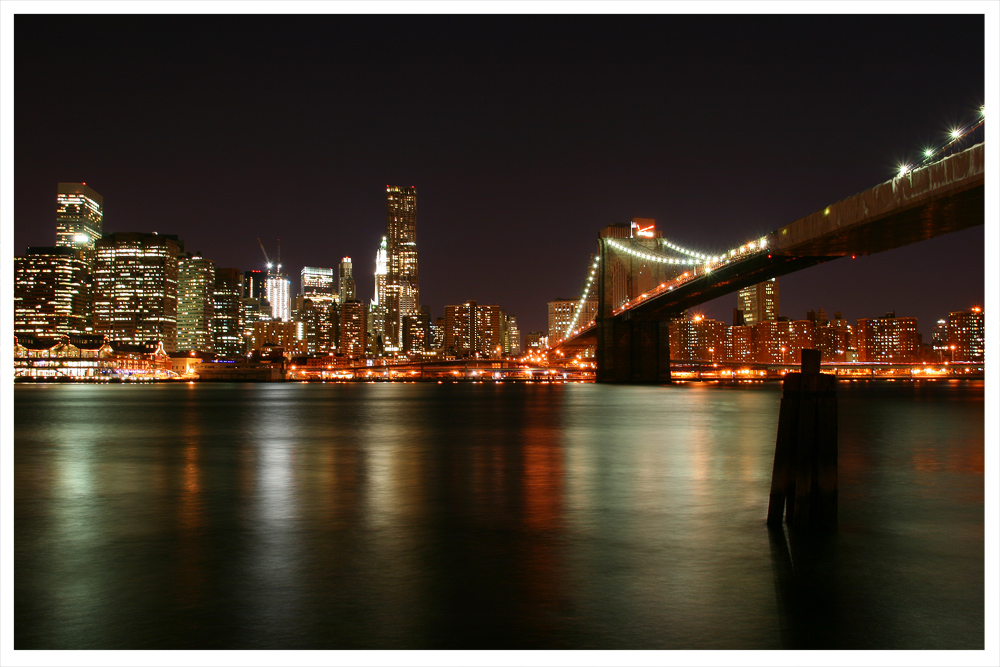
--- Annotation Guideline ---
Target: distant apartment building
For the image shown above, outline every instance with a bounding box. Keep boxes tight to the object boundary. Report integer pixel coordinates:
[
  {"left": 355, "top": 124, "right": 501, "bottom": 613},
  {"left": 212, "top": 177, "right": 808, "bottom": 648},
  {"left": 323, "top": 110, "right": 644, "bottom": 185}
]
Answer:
[
  {"left": 445, "top": 300, "right": 512, "bottom": 358},
  {"left": 548, "top": 297, "right": 596, "bottom": 341},
  {"left": 670, "top": 314, "right": 727, "bottom": 362},
  {"left": 856, "top": 313, "right": 920, "bottom": 363},
  {"left": 947, "top": 307, "right": 984, "bottom": 361}
]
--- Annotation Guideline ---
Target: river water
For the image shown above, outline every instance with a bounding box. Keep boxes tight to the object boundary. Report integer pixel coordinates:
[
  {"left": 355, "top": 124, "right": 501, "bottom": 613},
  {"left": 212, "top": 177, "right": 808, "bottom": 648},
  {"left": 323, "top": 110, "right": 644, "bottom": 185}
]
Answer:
[{"left": 13, "top": 380, "right": 985, "bottom": 651}]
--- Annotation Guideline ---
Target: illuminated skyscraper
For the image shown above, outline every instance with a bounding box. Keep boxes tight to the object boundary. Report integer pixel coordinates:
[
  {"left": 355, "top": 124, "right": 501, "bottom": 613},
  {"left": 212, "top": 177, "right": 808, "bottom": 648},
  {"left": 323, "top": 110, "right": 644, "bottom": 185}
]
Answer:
[
  {"left": 213, "top": 268, "right": 245, "bottom": 358},
  {"left": 177, "top": 253, "right": 216, "bottom": 352},
  {"left": 385, "top": 186, "right": 419, "bottom": 351},
  {"left": 374, "top": 237, "right": 388, "bottom": 307},
  {"left": 338, "top": 257, "right": 356, "bottom": 303},
  {"left": 93, "top": 232, "right": 184, "bottom": 351},
  {"left": 14, "top": 247, "right": 91, "bottom": 336},
  {"left": 55, "top": 183, "right": 103, "bottom": 256},
  {"left": 300, "top": 267, "right": 339, "bottom": 354},
  {"left": 368, "top": 238, "right": 389, "bottom": 355},
  {"left": 301, "top": 266, "right": 336, "bottom": 299},
  {"left": 340, "top": 300, "right": 367, "bottom": 358},
  {"left": 266, "top": 273, "right": 291, "bottom": 322},
  {"left": 738, "top": 279, "right": 779, "bottom": 325}
]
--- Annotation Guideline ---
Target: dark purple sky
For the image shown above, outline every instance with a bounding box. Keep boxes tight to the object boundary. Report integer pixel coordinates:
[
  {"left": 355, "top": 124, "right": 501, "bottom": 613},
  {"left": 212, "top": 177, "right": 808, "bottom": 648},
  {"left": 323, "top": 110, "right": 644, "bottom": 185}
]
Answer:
[{"left": 13, "top": 14, "right": 985, "bottom": 336}]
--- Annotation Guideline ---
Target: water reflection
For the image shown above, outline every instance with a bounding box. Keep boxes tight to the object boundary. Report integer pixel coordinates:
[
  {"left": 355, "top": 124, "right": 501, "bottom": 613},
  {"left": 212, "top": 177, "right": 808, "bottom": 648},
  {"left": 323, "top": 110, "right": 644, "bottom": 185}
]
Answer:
[{"left": 13, "top": 381, "right": 984, "bottom": 650}]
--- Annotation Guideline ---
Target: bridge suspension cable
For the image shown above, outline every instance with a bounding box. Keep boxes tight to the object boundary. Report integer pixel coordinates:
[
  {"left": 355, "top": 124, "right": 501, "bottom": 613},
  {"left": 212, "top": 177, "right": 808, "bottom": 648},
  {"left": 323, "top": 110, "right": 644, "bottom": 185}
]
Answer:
[{"left": 562, "top": 256, "right": 600, "bottom": 339}]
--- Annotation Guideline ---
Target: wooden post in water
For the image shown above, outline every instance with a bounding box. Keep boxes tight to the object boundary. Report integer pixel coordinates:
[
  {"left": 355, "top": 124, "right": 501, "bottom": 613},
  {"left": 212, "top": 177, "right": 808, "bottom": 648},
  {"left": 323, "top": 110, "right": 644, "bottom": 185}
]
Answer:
[{"left": 766, "top": 348, "right": 838, "bottom": 531}]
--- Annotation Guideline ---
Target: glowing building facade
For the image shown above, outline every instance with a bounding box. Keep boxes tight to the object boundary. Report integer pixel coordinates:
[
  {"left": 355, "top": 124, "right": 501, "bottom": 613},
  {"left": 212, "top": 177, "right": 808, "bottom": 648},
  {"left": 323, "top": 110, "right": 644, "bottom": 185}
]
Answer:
[
  {"left": 947, "top": 308, "right": 984, "bottom": 361},
  {"left": 300, "top": 266, "right": 339, "bottom": 355},
  {"left": 93, "top": 232, "right": 184, "bottom": 352},
  {"left": 14, "top": 247, "right": 91, "bottom": 336},
  {"left": 266, "top": 273, "right": 291, "bottom": 322},
  {"left": 385, "top": 186, "right": 419, "bottom": 351},
  {"left": 213, "top": 268, "right": 245, "bottom": 358},
  {"left": 177, "top": 253, "right": 216, "bottom": 352},
  {"left": 338, "top": 257, "right": 356, "bottom": 303},
  {"left": 856, "top": 313, "right": 920, "bottom": 363},
  {"left": 737, "top": 279, "right": 779, "bottom": 325},
  {"left": 368, "top": 237, "right": 389, "bottom": 354},
  {"left": 339, "top": 300, "right": 367, "bottom": 358},
  {"left": 55, "top": 183, "right": 103, "bottom": 259}
]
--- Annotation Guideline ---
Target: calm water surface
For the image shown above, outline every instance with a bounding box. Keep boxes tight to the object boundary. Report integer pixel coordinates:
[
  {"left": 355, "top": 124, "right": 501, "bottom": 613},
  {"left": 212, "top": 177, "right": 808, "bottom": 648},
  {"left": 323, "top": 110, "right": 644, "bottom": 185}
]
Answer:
[{"left": 14, "top": 380, "right": 984, "bottom": 649}]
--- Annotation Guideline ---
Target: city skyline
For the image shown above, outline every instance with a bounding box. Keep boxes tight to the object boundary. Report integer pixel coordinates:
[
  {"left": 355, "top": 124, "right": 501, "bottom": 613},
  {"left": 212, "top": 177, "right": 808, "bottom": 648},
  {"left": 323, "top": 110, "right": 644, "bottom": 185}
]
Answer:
[{"left": 10, "top": 13, "right": 990, "bottom": 339}]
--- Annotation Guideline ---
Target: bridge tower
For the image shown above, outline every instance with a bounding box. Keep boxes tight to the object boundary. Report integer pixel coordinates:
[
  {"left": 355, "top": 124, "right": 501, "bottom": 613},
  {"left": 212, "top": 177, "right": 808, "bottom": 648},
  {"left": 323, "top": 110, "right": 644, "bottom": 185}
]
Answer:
[{"left": 595, "top": 222, "right": 687, "bottom": 383}]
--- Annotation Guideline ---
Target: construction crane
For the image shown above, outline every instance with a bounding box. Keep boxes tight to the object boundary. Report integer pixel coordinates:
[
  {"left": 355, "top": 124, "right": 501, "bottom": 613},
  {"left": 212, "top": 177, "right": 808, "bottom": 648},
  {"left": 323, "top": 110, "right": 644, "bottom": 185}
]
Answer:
[{"left": 257, "top": 238, "right": 281, "bottom": 275}]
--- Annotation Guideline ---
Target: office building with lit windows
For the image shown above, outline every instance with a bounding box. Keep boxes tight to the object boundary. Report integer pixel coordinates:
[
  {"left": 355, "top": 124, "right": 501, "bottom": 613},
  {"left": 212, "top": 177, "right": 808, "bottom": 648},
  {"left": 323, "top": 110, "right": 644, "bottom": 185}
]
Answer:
[
  {"left": 947, "top": 308, "right": 984, "bottom": 361},
  {"left": 93, "top": 232, "right": 184, "bottom": 352},
  {"left": 301, "top": 266, "right": 336, "bottom": 299},
  {"left": 856, "top": 313, "right": 920, "bottom": 363},
  {"left": 55, "top": 183, "right": 103, "bottom": 259},
  {"left": 385, "top": 186, "right": 419, "bottom": 351},
  {"left": 737, "top": 279, "right": 779, "bottom": 325},
  {"left": 244, "top": 269, "right": 266, "bottom": 301},
  {"left": 339, "top": 300, "right": 368, "bottom": 358},
  {"left": 444, "top": 301, "right": 510, "bottom": 358},
  {"left": 14, "top": 247, "right": 91, "bottom": 336},
  {"left": 338, "top": 257, "right": 356, "bottom": 303},
  {"left": 670, "top": 314, "right": 728, "bottom": 362},
  {"left": 177, "top": 253, "right": 216, "bottom": 353},
  {"left": 299, "top": 267, "right": 338, "bottom": 355},
  {"left": 213, "top": 268, "right": 245, "bottom": 358},
  {"left": 548, "top": 297, "right": 597, "bottom": 341}
]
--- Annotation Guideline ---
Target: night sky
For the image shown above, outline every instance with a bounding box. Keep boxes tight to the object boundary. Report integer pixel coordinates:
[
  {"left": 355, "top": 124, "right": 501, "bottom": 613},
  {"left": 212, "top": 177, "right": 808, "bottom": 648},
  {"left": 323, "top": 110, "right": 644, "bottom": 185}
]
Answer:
[{"left": 12, "top": 13, "right": 987, "bottom": 337}]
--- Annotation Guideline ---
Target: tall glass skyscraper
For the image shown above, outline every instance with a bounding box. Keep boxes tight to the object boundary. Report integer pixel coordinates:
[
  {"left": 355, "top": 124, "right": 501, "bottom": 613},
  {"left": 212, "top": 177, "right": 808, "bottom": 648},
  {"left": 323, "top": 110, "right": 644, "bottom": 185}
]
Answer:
[
  {"left": 338, "top": 257, "right": 356, "bottom": 303},
  {"left": 55, "top": 183, "right": 103, "bottom": 255},
  {"left": 177, "top": 253, "right": 216, "bottom": 352},
  {"left": 213, "top": 268, "right": 245, "bottom": 358},
  {"left": 385, "top": 186, "right": 418, "bottom": 352}
]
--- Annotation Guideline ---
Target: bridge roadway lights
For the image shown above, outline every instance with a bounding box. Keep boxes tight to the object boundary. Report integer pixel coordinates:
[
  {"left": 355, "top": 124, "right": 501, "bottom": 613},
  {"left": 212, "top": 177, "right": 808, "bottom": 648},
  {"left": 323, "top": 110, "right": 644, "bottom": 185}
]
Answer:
[{"left": 596, "top": 316, "right": 671, "bottom": 384}]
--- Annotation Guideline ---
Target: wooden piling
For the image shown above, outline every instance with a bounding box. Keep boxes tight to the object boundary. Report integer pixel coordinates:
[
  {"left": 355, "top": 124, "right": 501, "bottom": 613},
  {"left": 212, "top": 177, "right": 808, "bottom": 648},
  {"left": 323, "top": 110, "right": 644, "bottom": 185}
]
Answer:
[{"left": 767, "top": 349, "right": 838, "bottom": 531}]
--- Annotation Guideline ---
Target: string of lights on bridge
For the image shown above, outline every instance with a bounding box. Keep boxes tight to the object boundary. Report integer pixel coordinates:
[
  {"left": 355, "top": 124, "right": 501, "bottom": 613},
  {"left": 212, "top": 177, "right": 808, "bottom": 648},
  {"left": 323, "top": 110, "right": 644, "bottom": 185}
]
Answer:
[
  {"left": 559, "top": 104, "right": 985, "bottom": 342},
  {"left": 560, "top": 235, "right": 770, "bottom": 339},
  {"left": 897, "top": 104, "right": 984, "bottom": 177}
]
